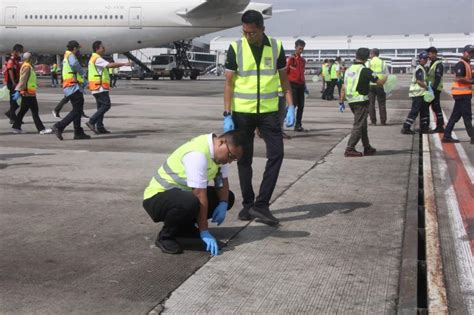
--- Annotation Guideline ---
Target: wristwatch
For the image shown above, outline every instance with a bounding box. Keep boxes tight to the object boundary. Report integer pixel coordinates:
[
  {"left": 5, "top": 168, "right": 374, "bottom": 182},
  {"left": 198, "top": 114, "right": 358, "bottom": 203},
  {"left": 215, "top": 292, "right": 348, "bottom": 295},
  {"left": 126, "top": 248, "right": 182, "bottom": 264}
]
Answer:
[{"left": 223, "top": 111, "right": 231, "bottom": 117}]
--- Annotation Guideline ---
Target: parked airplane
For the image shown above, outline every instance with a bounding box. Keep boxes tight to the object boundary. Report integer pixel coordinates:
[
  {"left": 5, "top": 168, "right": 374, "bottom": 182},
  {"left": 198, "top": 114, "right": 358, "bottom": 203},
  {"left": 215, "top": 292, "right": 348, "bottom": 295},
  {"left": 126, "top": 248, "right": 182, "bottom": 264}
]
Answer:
[{"left": 0, "top": 0, "right": 273, "bottom": 54}]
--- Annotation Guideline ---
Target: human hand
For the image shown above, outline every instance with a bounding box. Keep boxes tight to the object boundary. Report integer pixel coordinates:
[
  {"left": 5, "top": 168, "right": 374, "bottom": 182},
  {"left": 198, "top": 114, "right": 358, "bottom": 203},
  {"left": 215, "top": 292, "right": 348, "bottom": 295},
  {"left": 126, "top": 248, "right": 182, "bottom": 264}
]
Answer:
[
  {"left": 200, "top": 230, "right": 219, "bottom": 256},
  {"left": 211, "top": 201, "right": 228, "bottom": 225},
  {"left": 12, "top": 91, "right": 21, "bottom": 101},
  {"left": 285, "top": 105, "right": 295, "bottom": 127},
  {"left": 223, "top": 115, "right": 234, "bottom": 132}
]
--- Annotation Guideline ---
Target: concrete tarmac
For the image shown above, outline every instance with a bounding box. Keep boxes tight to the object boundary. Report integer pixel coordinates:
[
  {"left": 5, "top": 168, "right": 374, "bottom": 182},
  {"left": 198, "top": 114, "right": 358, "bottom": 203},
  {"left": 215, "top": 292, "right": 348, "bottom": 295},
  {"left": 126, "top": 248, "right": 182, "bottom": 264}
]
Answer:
[{"left": 0, "top": 75, "right": 472, "bottom": 314}]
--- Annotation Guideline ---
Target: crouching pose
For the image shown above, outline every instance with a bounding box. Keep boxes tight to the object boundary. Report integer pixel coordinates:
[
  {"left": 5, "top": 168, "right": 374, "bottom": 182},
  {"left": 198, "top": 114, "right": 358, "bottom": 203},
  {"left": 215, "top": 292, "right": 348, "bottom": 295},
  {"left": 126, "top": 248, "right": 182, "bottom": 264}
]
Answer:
[{"left": 143, "top": 131, "right": 244, "bottom": 255}]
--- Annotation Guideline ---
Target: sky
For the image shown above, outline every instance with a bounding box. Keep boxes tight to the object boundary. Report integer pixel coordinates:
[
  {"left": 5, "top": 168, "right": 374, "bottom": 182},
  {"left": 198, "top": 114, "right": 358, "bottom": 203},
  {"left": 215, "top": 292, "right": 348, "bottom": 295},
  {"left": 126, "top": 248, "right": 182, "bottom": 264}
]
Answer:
[{"left": 201, "top": 0, "right": 473, "bottom": 41}]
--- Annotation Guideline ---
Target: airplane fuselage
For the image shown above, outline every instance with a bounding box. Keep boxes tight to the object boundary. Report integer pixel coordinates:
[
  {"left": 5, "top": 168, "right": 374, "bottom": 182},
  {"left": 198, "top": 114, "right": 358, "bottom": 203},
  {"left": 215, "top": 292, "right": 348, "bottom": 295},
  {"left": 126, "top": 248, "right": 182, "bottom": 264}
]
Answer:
[{"left": 0, "top": 0, "right": 268, "bottom": 54}]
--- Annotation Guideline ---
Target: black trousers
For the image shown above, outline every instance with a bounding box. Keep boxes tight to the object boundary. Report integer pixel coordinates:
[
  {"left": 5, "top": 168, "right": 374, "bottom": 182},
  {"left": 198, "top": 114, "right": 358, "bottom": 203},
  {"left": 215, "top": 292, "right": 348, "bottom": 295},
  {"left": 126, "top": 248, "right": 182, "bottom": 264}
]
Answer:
[
  {"left": 54, "top": 94, "right": 71, "bottom": 112},
  {"left": 429, "top": 90, "right": 444, "bottom": 127},
  {"left": 55, "top": 90, "right": 84, "bottom": 132},
  {"left": 142, "top": 187, "right": 235, "bottom": 236},
  {"left": 90, "top": 92, "right": 112, "bottom": 128},
  {"left": 322, "top": 81, "right": 333, "bottom": 100},
  {"left": 232, "top": 111, "right": 284, "bottom": 210},
  {"left": 403, "top": 96, "right": 429, "bottom": 130},
  {"left": 291, "top": 82, "right": 305, "bottom": 127},
  {"left": 6, "top": 87, "right": 19, "bottom": 119},
  {"left": 444, "top": 96, "right": 473, "bottom": 139},
  {"left": 12, "top": 96, "right": 45, "bottom": 131}
]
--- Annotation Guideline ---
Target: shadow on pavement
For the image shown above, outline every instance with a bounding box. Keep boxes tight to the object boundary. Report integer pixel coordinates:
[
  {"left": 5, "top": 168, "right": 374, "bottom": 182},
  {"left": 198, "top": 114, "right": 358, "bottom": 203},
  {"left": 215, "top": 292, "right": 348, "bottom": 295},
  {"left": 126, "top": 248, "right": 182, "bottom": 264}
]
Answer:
[{"left": 273, "top": 201, "right": 371, "bottom": 222}]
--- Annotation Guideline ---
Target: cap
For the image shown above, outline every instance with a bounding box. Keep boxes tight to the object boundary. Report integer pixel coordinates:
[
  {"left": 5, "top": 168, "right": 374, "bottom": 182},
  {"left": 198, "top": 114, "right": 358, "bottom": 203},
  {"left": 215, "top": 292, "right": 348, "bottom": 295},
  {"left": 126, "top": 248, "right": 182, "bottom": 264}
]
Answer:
[
  {"left": 418, "top": 51, "right": 428, "bottom": 59},
  {"left": 463, "top": 44, "right": 474, "bottom": 53}
]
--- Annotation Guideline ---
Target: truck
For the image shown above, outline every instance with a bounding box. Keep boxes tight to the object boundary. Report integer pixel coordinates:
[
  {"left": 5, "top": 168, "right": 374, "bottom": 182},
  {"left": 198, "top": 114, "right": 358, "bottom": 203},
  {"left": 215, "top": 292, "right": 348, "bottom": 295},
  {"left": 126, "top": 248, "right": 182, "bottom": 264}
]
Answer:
[{"left": 150, "top": 54, "right": 200, "bottom": 80}]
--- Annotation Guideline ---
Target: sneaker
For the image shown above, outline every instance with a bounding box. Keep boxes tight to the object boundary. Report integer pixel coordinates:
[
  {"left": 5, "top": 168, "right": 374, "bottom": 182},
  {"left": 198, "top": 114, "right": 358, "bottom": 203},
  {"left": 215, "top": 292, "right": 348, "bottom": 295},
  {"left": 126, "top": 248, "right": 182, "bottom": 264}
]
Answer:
[
  {"left": 370, "top": 121, "right": 377, "bottom": 126},
  {"left": 52, "top": 124, "right": 63, "bottom": 140},
  {"left": 249, "top": 206, "right": 280, "bottom": 226},
  {"left": 155, "top": 235, "right": 183, "bottom": 254},
  {"left": 85, "top": 121, "right": 98, "bottom": 134},
  {"left": 294, "top": 125, "right": 304, "bottom": 132},
  {"left": 97, "top": 127, "right": 111, "bottom": 134},
  {"left": 74, "top": 133, "right": 91, "bottom": 140},
  {"left": 381, "top": 122, "right": 387, "bottom": 126},
  {"left": 433, "top": 126, "right": 445, "bottom": 133},
  {"left": 52, "top": 109, "right": 61, "bottom": 119},
  {"left": 282, "top": 132, "right": 292, "bottom": 139},
  {"left": 11, "top": 128, "right": 23, "bottom": 134},
  {"left": 39, "top": 128, "right": 53, "bottom": 134},
  {"left": 238, "top": 207, "right": 252, "bottom": 221},
  {"left": 470, "top": 138, "right": 474, "bottom": 145},
  {"left": 441, "top": 137, "right": 460, "bottom": 143},
  {"left": 401, "top": 128, "right": 416, "bottom": 135},
  {"left": 344, "top": 148, "right": 363, "bottom": 157},
  {"left": 81, "top": 112, "right": 89, "bottom": 118},
  {"left": 364, "top": 146, "right": 377, "bottom": 156}
]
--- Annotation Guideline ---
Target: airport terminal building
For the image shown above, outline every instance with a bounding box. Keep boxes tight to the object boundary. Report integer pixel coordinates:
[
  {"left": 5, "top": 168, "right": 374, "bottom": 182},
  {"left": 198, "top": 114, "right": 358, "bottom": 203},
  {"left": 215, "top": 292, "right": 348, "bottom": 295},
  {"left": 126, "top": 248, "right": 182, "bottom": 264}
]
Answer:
[{"left": 210, "top": 32, "right": 473, "bottom": 73}]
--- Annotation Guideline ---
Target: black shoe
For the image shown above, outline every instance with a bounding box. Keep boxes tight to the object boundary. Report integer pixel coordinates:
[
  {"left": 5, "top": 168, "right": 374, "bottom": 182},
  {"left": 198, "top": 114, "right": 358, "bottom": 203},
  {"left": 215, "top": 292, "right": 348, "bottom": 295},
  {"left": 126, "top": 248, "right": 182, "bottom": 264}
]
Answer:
[
  {"left": 381, "top": 122, "right": 387, "bottom": 126},
  {"left": 370, "top": 121, "right": 377, "bottom": 126},
  {"left": 401, "top": 128, "right": 416, "bottom": 135},
  {"left": 249, "top": 206, "right": 279, "bottom": 226},
  {"left": 85, "top": 121, "right": 98, "bottom": 134},
  {"left": 433, "top": 126, "right": 445, "bottom": 133},
  {"left": 155, "top": 234, "right": 183, "bottom": 254},
  {"left": 81, "top": 112, "right": 89, "bottom": 118},
  {"left": 420, "top": 128, "right": 435, "bottom": 134},
  {"left": 238, "top": 207, "right": 252, "bottom": 221},
  {"left": 74, "top": 133, "right": 91, "bottom": 140},
  {"left": 441, "top": 137, "right": 460, "bottom": 143},
  {"left": 97, "top": 127, "right": 111, "bottom": 134},
  {"left": 344, "top": 148, "right": 363, "bottom": 157},
  {"left": 52, "top": 109, "right": 61, "bottom": 119},
  {"left": 282, "top": 132, "right": 292, "bottom": 139},
  {"left": 364, "top": 146, "right": 377, "bottom": 156},
  {"left": 294, "top": 125, "right": 304, "bottom": 132},
  {"left": 52, "top": 124, "right": 63, "bottom": 141}
]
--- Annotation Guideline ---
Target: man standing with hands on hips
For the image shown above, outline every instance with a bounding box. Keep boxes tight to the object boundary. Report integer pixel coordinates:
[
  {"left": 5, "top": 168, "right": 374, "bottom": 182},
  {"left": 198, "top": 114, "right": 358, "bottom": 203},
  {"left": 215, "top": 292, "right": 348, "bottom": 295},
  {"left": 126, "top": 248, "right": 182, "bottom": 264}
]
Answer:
[{"left": 222, "top": 10, "right": 295, "bottom": 226}]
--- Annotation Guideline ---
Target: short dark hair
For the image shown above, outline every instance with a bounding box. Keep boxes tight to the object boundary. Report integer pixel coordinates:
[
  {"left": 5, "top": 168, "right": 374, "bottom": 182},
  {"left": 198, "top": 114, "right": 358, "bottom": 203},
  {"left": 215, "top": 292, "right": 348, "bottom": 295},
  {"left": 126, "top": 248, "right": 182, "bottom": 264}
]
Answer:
[
  {"left": 427, "top": 46, "right": 437, "bottom": 54},
  {"left": 67, "top": 40, "right": 80, "bottom": 51},
  {"left": 12, "top": 44, "right": 23, "bottom": 53},
  {"left": 323, "top": 59, "right": 328, "bottom": 63},
  {"left": 92, "top": 41, "right": 103, "bottom": 52},
  {"left": 335, "top": 56, "right": 341, "bottom": 62},
  {"left": 295, "top": 39, "right": 306, "bottom": 47},
  {"left": 219, "top": 130, "right": 246, "bottom": 149},
  {"left": 356, "top": 48, "right": 370, "bottom": 61},
  {"left": 371, "top": 48, "right": 380, "bottom": 56},
  {"left": 241, "top": 10, "right": 264, "bottom": 28}
]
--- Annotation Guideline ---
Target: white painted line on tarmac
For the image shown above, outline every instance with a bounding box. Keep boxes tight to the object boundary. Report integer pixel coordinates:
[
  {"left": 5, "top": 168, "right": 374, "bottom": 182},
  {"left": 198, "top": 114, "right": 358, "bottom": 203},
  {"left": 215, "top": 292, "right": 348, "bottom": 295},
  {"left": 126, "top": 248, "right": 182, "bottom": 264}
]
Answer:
[
  {"left": 430, "top": 127, "right": 474, "bottom": 313},
  {"left": 423, "top": 134, "right": 448, "bottom": 313}
]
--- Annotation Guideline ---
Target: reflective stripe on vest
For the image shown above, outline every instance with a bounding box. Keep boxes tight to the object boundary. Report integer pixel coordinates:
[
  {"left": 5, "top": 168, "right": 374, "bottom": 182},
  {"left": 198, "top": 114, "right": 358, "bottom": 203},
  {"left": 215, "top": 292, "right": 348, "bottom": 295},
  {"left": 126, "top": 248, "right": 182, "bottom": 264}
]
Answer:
[
  {"left": 427, "top": 59, "right": 444, "bottom": 91},
  {"left": 344, "top": 64, "right": 368, "bottom": 103},
  {"left": 143, "top": 134, "right": 220, "bottom": 200},
  {"left": 451, "top": 59, "right": 473, "bottom": 96},
  {"left": 231, "top": 37, "right": 281, "bottom": 113},
  {"left": 62, "top": 50, "right": 83, "bottom": 88},
  {"left": 20, "top": 62, "right": 37, "bottom": 96},
  {"left": 88, "top": 53, "right": 110, "bottom": 91},
  {"left": 408, "top": 65, "right": 427, "bottom": 98}
]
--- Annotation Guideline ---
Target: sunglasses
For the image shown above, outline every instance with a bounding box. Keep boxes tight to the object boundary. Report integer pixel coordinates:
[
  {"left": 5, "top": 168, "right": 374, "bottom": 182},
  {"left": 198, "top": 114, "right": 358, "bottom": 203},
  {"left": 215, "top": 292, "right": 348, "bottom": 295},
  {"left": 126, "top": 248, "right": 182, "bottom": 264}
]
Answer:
[{"left": 225, "top": 141, "right": 238, "bottom": 161}]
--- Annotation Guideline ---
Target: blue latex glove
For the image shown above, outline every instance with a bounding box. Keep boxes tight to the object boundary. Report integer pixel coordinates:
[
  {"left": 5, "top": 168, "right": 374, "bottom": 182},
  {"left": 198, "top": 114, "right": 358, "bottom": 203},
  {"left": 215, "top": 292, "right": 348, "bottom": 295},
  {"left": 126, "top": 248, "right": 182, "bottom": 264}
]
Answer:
[
  {"left": 339, "top": 102, "right": 345, "bottom": 112},
  {"left": 200, "top": 230, "right": 219, "bottom": 256},
  {"left": 211, "top": 201, "right": 228, "bottom": 226},
  {"left": 82, "top": 80, "right": 89, "bottom": 89},
  {"left": 223, "top": 115, "right": 234, "bottom": 132},
  {"left": 12, "top": 91, "right": 21, "bottom": 101},
  {"left": 285, "top": 105, "right": 295, "bottom": 127}
]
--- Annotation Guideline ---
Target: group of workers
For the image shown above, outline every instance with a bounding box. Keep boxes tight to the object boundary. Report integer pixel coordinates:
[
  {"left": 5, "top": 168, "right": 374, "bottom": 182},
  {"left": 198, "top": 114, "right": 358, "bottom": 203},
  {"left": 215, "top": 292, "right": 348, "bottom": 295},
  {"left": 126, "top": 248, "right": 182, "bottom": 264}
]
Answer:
[
  {"left": 2, "top": 10, "right": 472, "bottom": 257},
  {"left": 3, "top": 40, "right": 131, "bottom": 138}
]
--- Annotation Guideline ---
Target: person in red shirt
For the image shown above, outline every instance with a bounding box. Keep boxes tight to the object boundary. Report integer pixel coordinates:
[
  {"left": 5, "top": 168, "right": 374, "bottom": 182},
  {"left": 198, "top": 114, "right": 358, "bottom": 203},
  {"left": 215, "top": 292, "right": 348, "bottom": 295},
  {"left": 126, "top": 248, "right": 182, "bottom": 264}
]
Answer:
[
  {"left": 4, "top": 44, "right": 24, "bottom": 123},
  {"left": 286, "top": 39, "right": 306, "bottom": 131}
]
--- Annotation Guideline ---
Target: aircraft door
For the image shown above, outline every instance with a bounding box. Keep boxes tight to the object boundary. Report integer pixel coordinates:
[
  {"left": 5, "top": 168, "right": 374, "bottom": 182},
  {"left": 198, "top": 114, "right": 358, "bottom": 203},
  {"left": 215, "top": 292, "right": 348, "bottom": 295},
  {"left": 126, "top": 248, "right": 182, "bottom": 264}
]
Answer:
[
  {"left": 129, "top": 7, "right": 142, "bottom": 29},
  {"left": 5, "top": 7, "right": 17, "bottom": 28}
]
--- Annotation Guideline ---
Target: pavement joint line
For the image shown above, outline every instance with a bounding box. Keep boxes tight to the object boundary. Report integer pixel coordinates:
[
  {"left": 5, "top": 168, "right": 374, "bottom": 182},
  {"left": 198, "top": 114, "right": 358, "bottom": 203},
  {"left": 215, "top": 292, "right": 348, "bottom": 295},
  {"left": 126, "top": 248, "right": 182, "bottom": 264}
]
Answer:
[
  {"left": 423, "top": 134, "right": 449, "bottom": 313},
  {"left": 430, "top": 120, "right": 474, "bottom": 311}
]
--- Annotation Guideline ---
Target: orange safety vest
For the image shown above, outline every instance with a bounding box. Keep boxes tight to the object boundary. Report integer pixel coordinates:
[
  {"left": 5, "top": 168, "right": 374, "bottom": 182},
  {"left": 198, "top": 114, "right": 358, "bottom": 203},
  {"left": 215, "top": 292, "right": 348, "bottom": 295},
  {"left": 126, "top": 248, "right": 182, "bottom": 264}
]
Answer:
[
  {"left": 88, "top": 53, "right": 110, "bottom": 91},
  {"left": 19, "top": 62, "right": 37, "bottom": 96},
  {"left": 62, "top": 50, "right": 84, "bottom": 88},
  {"left": 451, "top": 59, "right": 473, "bottom": 96}
]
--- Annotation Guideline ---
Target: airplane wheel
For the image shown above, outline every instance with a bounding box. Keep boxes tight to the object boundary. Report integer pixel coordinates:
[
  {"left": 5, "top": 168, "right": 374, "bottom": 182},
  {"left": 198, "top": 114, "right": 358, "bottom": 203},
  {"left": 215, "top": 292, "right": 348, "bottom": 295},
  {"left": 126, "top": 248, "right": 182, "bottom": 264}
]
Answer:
[
  {"left": 152, "top": 75, "right": 159, "bottom": 80},
  {"left": 190, "top": 70, "right": 199, "bottom": 80}
]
